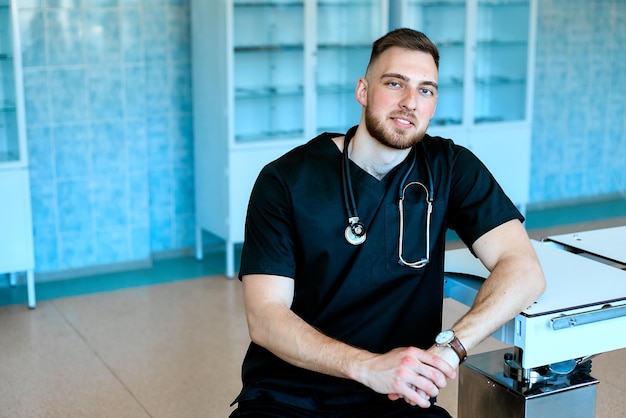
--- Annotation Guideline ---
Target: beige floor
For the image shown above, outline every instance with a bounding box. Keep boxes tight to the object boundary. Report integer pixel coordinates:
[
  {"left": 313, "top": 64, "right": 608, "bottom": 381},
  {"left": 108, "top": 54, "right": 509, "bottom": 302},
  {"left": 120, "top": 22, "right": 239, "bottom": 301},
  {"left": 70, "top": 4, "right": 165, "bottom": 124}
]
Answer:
[{"left": 2, "top": 222, "right": 625, "bottom": 417}]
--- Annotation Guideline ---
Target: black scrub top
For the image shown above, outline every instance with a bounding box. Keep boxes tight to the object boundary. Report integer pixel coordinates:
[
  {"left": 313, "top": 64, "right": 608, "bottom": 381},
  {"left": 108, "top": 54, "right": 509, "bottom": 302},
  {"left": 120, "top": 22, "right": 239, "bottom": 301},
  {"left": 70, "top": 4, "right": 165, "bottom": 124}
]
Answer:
[{"left": 236, "top": 128, "right": 522, "bottom": 404}]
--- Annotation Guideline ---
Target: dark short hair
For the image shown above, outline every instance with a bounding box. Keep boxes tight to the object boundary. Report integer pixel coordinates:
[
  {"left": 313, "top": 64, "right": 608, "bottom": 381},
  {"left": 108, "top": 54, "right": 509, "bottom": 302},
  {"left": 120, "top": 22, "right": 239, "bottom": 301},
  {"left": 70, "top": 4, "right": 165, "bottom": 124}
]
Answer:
[{"left": 367, "top": 28, "right": 440, "bottom": 72}]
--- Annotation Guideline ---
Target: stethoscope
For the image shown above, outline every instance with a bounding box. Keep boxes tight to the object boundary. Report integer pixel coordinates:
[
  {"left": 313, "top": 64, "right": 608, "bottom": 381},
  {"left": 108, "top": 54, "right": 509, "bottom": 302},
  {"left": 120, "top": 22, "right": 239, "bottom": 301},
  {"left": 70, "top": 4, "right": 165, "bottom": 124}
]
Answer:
[{"left": 341, "top": 126, "right": 435, "bottom": 268}]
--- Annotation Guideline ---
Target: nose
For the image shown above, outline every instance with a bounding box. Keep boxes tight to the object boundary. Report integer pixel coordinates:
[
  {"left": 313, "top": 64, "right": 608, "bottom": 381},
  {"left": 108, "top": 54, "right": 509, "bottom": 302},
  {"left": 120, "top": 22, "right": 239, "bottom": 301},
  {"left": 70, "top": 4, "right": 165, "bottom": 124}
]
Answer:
[{"left": 399, "top": 90, "right": 417, "bottom": 111}]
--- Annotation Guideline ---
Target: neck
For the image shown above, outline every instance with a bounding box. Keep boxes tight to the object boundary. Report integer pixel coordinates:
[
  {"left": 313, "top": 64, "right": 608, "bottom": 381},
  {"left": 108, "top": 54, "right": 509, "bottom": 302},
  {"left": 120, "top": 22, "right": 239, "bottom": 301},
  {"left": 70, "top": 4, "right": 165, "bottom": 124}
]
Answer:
[{"left": 344, "top": 126, "right": 412, "bottom": 180}]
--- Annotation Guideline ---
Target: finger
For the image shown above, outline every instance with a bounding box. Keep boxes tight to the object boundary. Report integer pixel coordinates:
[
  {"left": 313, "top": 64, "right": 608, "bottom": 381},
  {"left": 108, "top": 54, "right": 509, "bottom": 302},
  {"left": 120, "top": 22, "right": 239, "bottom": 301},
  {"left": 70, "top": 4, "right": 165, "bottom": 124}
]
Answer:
[
  {"left": 403, "top": 387, "right": 431, "bottom": 408},
  {"left": 393, "top": 363, "right": 443, "bottom": 400},
  {"left": 424, "top": 349, "right": 458, "bottom": 379},
  {"left": 388, "top": 393, "right": 402, "bottom": 401},
  {"left": 434, "top": 358, "right": 457, "bottom": 379},
  {"left": 405, "top": 348, "right": 454, "bottom": 386},
  {"left": 396, "top": 383, "right": 433, "bottom": 408},
  {"left": 415, "top": 361, "right": 451, "bottom": 389},
  {"left": 404, "top": 372, "right": 441, "bottom": 399}
]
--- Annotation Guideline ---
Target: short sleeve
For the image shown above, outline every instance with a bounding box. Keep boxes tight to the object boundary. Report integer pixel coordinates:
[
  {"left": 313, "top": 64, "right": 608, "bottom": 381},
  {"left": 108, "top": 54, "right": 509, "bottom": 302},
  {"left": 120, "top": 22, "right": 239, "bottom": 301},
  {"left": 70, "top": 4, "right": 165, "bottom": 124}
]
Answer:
[
  {"left": 238, "top": 164, "right": 298, "bottom": 280},
  {"left": 447, "top": 146, "right": 523, "bottom": 249}
]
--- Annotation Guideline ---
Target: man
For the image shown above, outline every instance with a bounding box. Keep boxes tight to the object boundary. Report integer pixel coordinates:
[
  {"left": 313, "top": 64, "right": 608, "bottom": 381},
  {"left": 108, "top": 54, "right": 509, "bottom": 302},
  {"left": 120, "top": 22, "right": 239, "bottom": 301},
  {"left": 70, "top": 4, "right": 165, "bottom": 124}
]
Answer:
[{"left": 230, "top": 28, "right": 546, "bottom": 417}]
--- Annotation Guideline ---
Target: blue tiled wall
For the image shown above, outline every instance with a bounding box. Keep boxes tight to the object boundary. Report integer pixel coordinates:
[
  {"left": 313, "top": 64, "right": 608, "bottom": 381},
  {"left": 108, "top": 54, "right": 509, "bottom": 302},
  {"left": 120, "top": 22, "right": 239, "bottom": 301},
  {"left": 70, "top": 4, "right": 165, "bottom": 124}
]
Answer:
[
  {"left": 19, "top": 0, "right": 193, "bottom": 273},
  {"left": 16, "top": 0, "right": 626, "bottom": 275},
  {"left": 532, "top": 0, "right": 626, "bottom": 202}
]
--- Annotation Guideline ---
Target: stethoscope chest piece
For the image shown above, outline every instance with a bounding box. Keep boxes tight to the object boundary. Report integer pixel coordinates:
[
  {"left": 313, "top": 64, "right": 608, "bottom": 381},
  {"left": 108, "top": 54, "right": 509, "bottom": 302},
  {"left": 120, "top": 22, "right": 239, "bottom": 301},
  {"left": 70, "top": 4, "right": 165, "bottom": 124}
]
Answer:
[
  {"left": 345, "top": 217, "right": 367, "bottom": 246},
  {"left": 340, "top": 126, "right": 434, "bottom": 260}
]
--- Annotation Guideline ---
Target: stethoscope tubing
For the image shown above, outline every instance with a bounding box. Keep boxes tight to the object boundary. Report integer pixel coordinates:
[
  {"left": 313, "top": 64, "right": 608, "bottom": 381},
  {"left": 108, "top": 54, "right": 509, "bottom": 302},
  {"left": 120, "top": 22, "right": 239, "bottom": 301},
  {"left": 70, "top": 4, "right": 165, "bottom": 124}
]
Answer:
[{"left": 341, "top": 126, "right": 435, "bottom": 258}]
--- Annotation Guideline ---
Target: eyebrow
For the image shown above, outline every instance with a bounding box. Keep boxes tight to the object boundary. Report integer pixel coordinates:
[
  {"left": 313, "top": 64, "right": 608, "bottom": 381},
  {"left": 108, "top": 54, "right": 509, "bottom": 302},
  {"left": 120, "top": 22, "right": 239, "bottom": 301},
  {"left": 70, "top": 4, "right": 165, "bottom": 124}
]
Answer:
[{"left": 381, "top": 72, "right": 439, "bottom": 90}]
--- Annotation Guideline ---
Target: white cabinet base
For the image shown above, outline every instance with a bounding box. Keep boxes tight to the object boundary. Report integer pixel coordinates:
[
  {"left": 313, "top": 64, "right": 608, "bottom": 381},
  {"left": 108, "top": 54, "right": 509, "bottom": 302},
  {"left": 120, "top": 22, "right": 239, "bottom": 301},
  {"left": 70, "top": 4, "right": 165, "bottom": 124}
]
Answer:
[
  {"left": 0, "top": 169, "right": 36, "bottom": 308},
  {"left": 8, "top": 271, "right": 35, "bottom": 309}
]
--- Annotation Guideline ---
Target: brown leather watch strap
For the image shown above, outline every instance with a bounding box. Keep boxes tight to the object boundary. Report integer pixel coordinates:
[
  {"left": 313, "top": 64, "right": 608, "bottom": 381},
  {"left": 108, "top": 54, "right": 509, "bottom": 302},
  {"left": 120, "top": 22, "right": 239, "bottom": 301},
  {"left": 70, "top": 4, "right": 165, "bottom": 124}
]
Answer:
[{"left": 450, "top": 336, "right": 468, "bottom": 364}]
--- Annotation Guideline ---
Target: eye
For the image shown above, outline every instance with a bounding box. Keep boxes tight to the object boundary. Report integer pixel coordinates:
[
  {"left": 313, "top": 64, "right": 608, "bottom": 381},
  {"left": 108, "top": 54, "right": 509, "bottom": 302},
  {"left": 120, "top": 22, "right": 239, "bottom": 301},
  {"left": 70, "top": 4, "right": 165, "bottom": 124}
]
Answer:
[
  {"left": 388, "top": 81, "right": 402, "bottom": 88},
  {"left": 420, "top": 87, "right": 435, "bottom": 96}
]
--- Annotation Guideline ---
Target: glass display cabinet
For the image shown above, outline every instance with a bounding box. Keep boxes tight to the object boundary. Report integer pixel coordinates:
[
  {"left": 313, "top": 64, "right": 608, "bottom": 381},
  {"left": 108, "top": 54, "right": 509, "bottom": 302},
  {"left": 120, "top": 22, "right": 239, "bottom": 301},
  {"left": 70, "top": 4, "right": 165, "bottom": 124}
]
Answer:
[
  {"left": 0, "top": 0, "right": 21, "bottom": 165},
  {"left": 0, "top": 0, "right": 36, "bottom": 308},
  {"left": 232, "top": 1, "right": 307, "bottom": 143},
  {"left": 316, "top": 0, "right": 387, "bottom": 134},
  {"left": 474, "top": 0, "right": 531, "bottom": 124},
  {"left": 390, "top": 0, "right": 537, "bottom": 213},
  {"left": 191, "top": 0, "right": 388, "bottom": 277}
]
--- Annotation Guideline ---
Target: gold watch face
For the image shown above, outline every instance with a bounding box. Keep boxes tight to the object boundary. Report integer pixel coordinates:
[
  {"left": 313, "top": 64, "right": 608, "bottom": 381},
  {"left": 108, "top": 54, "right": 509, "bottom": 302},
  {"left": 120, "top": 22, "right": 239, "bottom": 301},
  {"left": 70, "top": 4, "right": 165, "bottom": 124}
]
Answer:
[{"left": 436, "top": 329, "right": 454, "bottom": 345}]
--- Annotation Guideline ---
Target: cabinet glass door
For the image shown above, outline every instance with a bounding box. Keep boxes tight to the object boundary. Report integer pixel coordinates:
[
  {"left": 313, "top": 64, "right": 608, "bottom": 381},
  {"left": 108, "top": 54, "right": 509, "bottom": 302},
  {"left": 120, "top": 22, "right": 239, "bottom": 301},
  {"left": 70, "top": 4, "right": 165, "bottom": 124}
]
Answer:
[
  {"left": 233, "top": 0, "right": 305, "bottom": 143},
  {"left": 0, "top": 0, "right": 20, "bottom": 163},
  {"left": 316, "top": 0, "right": 385, "bottom": 135},
  {"left": 474, "top": 0, "right": 529, "bottom": 123},
  {"left": 397, "top": 0, "right": 466, "bottom": 127}
]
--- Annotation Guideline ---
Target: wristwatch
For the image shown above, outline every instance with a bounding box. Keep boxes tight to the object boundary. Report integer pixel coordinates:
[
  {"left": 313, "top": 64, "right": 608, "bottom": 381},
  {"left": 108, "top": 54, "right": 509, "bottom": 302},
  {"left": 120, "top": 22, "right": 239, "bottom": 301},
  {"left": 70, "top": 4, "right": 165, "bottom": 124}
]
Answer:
[{"left": 435, "top": 329, "right": 467, "bottom": 364}]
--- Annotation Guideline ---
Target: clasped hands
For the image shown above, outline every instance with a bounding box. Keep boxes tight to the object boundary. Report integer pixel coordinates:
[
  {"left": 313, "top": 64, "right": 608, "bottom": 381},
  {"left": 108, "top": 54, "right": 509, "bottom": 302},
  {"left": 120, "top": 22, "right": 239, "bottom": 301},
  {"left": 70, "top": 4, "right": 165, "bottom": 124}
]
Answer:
[{"left": 359, "top": 345, "right": 459, "bottom": 408}]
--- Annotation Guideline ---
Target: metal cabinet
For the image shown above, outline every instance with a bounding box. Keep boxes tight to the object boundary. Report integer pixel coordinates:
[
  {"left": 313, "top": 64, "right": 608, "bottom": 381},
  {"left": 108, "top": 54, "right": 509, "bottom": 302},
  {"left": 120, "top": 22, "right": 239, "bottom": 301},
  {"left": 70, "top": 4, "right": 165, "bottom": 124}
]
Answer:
[
  {"left": 191, "top": 0, "right": 388, "bottom": 277},
  {"left": 390, "top": 0, "right": 537, "bottom": 213},
  {"left": 0, "top": 0, "right": 35, "bottom": 308}
]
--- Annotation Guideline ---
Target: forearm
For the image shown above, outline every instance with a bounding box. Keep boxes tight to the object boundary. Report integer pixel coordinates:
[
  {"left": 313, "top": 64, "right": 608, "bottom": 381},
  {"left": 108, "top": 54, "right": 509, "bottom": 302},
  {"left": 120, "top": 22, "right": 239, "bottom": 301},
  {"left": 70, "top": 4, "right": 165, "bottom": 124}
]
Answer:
[
  {"left": 243, "top": 274, "right": 457, "bottom": 407},
  {"left": 450, "top": 220, "right": 546, "bottom": 352},
  {"left": 249, "top": 302, "right": 457, "bottom": 408},
  {"left": 246, "top": 299, "right": 371, "bottom": 381},
  {"left": 451, "top": 253, "right": 545, "bottom": 351}
]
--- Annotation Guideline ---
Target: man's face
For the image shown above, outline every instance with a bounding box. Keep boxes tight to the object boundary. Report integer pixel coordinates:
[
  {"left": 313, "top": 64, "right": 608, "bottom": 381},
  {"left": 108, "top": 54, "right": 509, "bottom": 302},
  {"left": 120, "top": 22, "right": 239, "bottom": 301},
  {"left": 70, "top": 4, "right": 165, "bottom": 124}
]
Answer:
[{"left": 357, "top": 47, "right": 439, "bottom": 149}]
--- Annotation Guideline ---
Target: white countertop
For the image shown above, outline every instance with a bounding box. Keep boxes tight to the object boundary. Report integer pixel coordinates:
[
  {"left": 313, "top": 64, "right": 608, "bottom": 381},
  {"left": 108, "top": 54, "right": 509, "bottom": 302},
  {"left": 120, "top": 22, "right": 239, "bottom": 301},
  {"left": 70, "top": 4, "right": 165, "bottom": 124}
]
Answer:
[
  {"left": 545, "top": 225, "right": 626, "bottom": 265},
  {"left": 445, "top": 240, "right": 626, "bottom": 317}
]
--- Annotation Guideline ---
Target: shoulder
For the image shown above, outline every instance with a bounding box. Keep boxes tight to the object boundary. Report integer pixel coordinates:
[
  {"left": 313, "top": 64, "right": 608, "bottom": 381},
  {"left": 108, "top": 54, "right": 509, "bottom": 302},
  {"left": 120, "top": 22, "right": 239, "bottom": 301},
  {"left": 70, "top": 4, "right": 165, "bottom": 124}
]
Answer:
[
  {"left": 253, "top": 132, "right": 342, "bottom": 193},
  {"left": 266, "top": 132, "right": 341, "bottom": 173},
  {"left": 420, "top": 133, "right": 501, "bottom": 198},
  {"left": 422, "top": 133, "right": 466, "bottom": 155},
  {"left": 421, "top": 134, "right": 478, "bottom": 170},
  {"left": 282, "top": 132, "right": 341, "bottom": 159}
]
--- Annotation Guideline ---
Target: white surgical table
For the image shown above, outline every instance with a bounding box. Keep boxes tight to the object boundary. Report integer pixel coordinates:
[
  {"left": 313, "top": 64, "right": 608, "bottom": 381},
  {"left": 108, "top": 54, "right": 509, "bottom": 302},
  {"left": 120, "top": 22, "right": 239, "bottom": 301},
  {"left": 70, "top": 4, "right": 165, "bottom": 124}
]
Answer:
[
  {"left": 544, "top": 225, "right": 626, "bottom": 268},
  {"left": 444, "top": 238, "right": 626, "bottom": 418}
]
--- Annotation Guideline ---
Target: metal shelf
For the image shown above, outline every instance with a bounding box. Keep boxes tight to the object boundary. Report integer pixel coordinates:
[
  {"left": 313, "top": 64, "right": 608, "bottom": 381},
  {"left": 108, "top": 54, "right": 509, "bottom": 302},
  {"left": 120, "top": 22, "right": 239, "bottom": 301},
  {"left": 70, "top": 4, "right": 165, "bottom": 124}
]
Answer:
[
  {"left": 234, "top": 44, "right": 303, "bottom": 52},
  {"left": 234, "top": 1, "right": 303, "bottom": 7}
]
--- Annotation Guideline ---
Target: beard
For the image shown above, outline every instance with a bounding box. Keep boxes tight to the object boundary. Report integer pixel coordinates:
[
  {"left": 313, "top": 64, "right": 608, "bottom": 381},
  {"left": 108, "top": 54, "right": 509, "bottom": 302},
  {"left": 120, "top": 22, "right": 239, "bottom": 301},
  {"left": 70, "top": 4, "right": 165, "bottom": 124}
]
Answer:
[{"left": 364, "top": 106, "right": 427, "bottom": 150}]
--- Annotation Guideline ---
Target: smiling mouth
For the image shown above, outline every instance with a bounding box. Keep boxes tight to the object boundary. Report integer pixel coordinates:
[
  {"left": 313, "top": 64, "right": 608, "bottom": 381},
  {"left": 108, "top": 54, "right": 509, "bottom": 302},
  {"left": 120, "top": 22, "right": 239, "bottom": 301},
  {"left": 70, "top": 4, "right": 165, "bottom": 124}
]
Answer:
[{"left": 392, "top": 116, "right": 415, "bottom": 126}]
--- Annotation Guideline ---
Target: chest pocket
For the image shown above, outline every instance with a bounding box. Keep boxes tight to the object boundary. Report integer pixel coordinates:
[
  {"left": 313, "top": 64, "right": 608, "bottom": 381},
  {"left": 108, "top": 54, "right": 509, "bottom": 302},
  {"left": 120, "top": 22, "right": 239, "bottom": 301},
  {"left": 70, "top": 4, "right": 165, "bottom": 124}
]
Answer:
[{"left": 383, "top": 192, "right": 439, "bottom": 276}]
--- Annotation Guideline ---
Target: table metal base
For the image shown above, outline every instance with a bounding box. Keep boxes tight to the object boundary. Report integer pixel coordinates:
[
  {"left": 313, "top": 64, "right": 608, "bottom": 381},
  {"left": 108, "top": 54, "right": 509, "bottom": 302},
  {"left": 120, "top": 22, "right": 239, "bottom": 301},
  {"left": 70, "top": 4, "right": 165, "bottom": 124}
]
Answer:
[{"left": 458, "top": 348, "right": 599, "bottom": 418}]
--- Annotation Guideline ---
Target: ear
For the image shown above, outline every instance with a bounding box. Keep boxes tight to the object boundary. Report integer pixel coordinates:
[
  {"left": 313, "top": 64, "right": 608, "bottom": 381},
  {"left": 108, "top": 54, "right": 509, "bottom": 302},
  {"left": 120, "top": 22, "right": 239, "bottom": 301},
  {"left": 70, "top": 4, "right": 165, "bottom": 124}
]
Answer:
[{"left": 355, "top": 78, "right": 368, "bottom": 107}]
